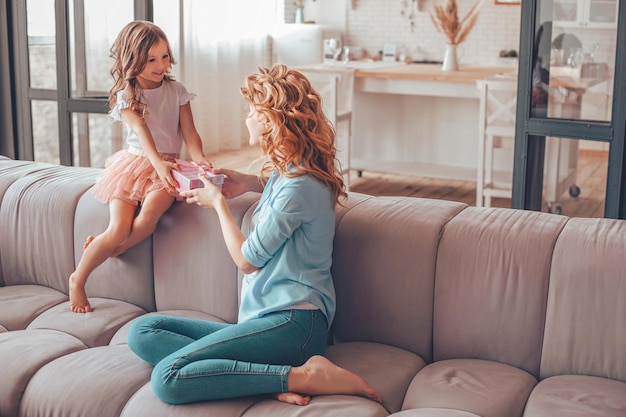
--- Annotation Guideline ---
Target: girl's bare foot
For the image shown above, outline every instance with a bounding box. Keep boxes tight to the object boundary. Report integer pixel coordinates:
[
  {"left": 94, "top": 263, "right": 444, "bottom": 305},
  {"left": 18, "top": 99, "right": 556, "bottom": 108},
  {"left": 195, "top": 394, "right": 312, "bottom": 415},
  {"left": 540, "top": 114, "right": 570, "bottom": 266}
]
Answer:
[
  {"left": 288, "top": 356, "right": 382, "bottom": 403},
  {"left": 274, "top": 392, "right": 311, "bottom": 406},
  {"left": 69, "top": 273, "right": 92, "bottom": 313},
  {"left": 83, "top": 235, "right": 95, "bottom": 249}
]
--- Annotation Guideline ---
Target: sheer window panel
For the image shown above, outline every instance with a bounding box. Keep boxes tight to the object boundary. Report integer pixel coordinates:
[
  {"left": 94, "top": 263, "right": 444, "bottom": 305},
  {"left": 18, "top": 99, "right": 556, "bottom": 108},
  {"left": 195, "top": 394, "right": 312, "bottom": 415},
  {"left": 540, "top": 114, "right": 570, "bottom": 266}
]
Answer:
[
  {"left": 541, "top": 138, "right": 607, "bottom": 218},
  {"left": 154, "top": 0, "right": 278, "bottom": 154}
]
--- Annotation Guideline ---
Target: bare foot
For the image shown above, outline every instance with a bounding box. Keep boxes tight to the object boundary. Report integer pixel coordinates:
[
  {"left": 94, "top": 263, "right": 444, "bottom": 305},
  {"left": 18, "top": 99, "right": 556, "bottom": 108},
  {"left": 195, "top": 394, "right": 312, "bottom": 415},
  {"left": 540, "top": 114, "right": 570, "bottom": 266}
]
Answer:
[
  {"left": 288, "top": 356, "right": 382, "bottom": 403},
  {"left": 83, "top": 235, "right": 95, "bottom": 249},
  {"left": 69, "top": 273, "right": 92, "bottom": 313},
  {"left": 274, "top": 392, "right": 311, "bottom": 406}
]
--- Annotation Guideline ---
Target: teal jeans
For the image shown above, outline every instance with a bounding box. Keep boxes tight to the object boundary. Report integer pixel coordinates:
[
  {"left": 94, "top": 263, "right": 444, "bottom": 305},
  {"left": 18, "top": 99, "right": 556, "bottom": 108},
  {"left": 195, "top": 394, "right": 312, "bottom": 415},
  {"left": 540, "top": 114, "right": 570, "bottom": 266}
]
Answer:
[{"left": 127, "top": 309, "right": 328, "bottom": 404}]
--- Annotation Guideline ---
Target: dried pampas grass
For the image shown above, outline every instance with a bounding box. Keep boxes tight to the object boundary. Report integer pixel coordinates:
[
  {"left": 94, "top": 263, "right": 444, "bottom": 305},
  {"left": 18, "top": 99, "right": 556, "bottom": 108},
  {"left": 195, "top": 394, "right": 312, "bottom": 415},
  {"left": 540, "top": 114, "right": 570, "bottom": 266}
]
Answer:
[{"left": 430, "top": 0, "right": 484, "bottom": 45}]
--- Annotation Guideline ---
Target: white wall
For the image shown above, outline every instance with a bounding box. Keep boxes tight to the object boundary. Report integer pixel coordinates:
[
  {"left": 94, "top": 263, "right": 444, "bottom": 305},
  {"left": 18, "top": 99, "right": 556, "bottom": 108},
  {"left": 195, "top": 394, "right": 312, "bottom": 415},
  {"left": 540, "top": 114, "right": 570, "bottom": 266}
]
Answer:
[{"left": 301, "top": 0, "right": 522, "bottom": 66}]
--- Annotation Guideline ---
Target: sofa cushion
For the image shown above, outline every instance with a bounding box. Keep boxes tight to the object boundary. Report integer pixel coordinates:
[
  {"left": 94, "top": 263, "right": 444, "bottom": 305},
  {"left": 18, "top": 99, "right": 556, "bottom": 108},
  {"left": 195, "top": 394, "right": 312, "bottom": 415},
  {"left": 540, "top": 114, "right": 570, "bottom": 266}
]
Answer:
[
  {"left": 240, "top": 395, "right": 389, "bottom": 417},
  {"left": 325, "top": 341, "right": 427, "bottom": 413},
  {"left": 540, "top": 218, "right": 626, "bottom": 382},
  {"left": 20, "top": 345, "right": 152, "bottom": 417},
  {"left": 522, "top": 375, "right": 626, "bottom": 417},
  {"left": 402, "top": 358, "right": 537, "bottom": 417},
  {"left": 0, "top": 159, "right": 58, "bottom": 288},
  {"left": 390, "top": 408, "right": 481, "bottom": 416},
  {"left": 27, "top": 298, "right": 147, "bottom": 347},
  {"left": 0, "top": 163, "right": 100, "bottom": 326},
  {"left": 0, "top": 164, "right": 99, "bottom": 289},
  {"left": 331, "top": 196, "right": 466, "bottom": 362},
  {"left": 0, "top": 158, "right": 55, "bottom": 199},
  {"left": 0, "top": 284, "right": 67, "bottom": 330},
  {"left": 0, "top": 329, "right": 86, "bottom": 417},
  {"left": 433, "top": 207, "right": 568, "bottom": 376},
  {"left": 120, "top": 384, "right": 261, "bottom": 417}
]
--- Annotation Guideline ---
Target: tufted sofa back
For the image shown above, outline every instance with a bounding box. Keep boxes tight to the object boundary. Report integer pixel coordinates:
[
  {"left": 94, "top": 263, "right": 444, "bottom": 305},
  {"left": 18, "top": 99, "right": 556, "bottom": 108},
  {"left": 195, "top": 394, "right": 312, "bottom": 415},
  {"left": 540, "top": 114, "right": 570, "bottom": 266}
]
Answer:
[
  {"left": 0, "top": 159, "right": 156, "bottom": 333},
  {"left": 330, "top": 195, "right": 467, "bottom": 363},
  {"left": 151, "top": 192, "right": 260, "bottom": 323},
  {"left": 433, "top": 207, "right": 568, "bottom": 378},
  {"left": 540, "top": 217, "right": 626, "bottom": 383}
]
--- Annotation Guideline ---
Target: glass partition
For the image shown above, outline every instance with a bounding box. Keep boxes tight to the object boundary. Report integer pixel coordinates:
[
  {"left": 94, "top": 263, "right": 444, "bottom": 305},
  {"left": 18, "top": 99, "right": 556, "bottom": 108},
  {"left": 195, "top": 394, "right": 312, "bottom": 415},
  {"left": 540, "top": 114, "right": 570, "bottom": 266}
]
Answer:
[
  {"left": 531, "top": 0, "right": 617, "bottom": 122},
  {"left": 541, "top": 137, "right": 607, "bottom": 217}
]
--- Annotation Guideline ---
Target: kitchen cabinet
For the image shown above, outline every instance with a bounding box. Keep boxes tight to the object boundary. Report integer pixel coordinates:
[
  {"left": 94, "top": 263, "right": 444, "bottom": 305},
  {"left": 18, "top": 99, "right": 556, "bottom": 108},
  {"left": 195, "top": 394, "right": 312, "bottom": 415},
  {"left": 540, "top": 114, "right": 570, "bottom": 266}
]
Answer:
[
  {"left": 553, "top": 0, "right": 618, "bottom": 28},
  {"left": 350, "top": 64, "right": 516, "bottom": 182}
]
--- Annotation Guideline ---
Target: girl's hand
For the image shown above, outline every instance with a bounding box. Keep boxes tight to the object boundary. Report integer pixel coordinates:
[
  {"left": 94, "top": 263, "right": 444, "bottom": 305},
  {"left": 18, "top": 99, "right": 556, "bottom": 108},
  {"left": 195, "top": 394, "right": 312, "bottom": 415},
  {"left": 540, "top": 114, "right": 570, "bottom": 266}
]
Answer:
[
  {"left": 180, "top": 176, "right": 224, "bottom": 208},
  {"left": 193, "top": 158, "right": 213, "bottom": 169},
  {"left": 153, "top": 158, "right": 179, "bottom": 194}
]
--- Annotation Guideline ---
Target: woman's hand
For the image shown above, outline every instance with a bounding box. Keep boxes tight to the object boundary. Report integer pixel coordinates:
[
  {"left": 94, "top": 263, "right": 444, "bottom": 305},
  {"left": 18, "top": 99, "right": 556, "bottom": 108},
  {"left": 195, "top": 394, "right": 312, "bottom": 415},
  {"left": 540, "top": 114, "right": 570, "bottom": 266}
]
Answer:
[
  {"left": 215, "top": 168, "right": 264, "bottom": 199},
  {"left": 153, "top": 158, "right": 179, "bottom": 194},
  {"left": 180, "top": 175, "right": 224, "bottom": 208}
]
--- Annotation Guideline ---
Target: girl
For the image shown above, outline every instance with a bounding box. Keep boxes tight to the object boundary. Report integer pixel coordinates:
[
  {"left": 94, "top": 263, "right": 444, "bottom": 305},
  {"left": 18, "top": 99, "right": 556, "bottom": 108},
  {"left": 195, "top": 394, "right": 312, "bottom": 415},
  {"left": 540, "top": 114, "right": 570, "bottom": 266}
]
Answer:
[
  {"left": 69, "top": 21, "right": 212, "bottom": 313},
  {"left": 127, "top": 64, "right": 382, "bottom": 405}
]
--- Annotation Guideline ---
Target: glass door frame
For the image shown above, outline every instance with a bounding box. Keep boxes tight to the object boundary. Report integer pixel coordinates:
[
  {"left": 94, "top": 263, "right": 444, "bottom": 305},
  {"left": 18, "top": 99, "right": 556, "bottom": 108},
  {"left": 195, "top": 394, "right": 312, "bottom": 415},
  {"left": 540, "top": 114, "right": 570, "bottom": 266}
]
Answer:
[
  {"left": 11, "top": 0, "right": 153, "bottom": 166},
  {"left": 512, "top": 0, "right": 626, "bottom": 218}
]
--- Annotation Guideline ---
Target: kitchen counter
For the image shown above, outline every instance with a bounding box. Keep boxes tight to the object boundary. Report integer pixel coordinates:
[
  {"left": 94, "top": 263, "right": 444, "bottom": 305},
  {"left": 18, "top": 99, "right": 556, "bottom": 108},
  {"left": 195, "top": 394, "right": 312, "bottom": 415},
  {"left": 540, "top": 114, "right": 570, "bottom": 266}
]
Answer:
[
  {"left": 347, "top": 63, "right": 522, "bottom": 182},
  {"left": 354, "top": 63, "right": 516, "bottom": 83},
  {"left": 352, "top": 64, "right": 517, "bottom": 100}
]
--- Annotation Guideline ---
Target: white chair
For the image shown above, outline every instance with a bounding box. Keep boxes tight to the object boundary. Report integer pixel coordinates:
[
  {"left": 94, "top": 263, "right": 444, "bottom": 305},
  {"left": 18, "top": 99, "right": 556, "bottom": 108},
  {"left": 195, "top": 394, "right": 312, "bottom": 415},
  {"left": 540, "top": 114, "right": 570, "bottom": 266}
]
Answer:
[
  {"left": 475, "top": 77, "right": 517, "bottom": 207},
  {"left": 476, "top": 77, "right": 581, "bottom": 213},
  {"left": 299, "top": 68, "right": 354, "bottom": 188}
]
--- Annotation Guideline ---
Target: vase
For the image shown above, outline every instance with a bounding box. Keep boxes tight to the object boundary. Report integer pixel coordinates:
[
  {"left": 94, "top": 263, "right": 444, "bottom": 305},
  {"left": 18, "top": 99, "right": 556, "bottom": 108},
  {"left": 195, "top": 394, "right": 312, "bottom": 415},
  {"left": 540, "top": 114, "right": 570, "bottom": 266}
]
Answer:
[
  {"left": 442, "top": 44, "right": 459, "bottom": 71},
  {"left": 295, "top": 7, "right": 304, "bottom": 24}
]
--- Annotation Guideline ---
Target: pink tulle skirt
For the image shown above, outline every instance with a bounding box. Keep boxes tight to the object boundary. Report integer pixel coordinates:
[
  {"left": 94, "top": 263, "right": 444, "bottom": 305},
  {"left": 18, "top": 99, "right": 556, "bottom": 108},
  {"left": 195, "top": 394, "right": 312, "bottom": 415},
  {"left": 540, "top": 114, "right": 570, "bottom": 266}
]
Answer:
[{"left": 92, "top": 149, "right": 179, "bottom": 205}]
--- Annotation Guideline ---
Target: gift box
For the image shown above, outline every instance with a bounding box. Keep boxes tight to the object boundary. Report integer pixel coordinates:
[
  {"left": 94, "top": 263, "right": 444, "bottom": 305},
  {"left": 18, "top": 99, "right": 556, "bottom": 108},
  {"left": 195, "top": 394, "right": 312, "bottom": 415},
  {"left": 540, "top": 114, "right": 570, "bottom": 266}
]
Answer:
[{"left": 172, "top": 159, "right": 224, "bottom": 192}]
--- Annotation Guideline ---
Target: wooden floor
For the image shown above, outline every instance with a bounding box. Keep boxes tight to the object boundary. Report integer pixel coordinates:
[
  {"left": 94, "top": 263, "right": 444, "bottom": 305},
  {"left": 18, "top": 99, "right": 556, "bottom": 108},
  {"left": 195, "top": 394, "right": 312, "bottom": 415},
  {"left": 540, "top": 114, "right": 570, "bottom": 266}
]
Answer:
[{"left": 210, "top": 146, "right": 608, "bottom": 218}]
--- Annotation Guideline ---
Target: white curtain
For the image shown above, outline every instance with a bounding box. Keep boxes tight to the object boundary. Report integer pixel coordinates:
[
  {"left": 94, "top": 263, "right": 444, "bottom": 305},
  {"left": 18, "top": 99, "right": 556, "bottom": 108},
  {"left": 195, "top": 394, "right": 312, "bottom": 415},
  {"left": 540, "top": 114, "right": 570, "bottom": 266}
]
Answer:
[{"left": 165, "top": 0, "right": 277, "bottom": 154}]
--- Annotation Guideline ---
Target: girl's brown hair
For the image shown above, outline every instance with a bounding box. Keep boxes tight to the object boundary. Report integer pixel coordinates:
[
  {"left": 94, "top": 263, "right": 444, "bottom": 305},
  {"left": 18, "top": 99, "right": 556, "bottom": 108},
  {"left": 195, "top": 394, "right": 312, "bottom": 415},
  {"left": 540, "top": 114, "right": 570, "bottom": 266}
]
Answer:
[
  {"left": 108, "top": 20, "right": 175, "bottom": 116},
  {"left": 240, "top": 64, "right": 347, "bottom": 205}
]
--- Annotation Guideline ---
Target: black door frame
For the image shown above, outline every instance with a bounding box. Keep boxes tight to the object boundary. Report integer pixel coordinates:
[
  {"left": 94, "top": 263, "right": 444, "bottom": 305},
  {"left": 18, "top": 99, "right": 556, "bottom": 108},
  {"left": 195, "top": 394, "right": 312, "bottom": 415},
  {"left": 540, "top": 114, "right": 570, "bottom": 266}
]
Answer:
[{"left": 512, "top": 0, "right": 626, "bottom": 219}]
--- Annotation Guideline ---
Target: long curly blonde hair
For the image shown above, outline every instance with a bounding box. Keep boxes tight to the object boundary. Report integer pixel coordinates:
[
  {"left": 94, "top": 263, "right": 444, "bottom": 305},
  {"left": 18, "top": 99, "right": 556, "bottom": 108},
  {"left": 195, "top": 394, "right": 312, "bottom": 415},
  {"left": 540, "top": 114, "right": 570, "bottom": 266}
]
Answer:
[
  {"left": 240, "top": 64, "right": 347, "bottom": 205},
  {"left": 108, "top": 20, "right": 176, "bottom": 116}
]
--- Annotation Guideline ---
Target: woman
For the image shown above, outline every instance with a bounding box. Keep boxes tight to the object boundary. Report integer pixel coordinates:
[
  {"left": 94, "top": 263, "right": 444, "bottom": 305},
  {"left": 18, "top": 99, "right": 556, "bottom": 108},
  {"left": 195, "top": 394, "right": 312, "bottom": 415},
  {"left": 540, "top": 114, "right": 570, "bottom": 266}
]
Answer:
[{"left": 127, "top": 64, "right": 381, "bottom": 406}]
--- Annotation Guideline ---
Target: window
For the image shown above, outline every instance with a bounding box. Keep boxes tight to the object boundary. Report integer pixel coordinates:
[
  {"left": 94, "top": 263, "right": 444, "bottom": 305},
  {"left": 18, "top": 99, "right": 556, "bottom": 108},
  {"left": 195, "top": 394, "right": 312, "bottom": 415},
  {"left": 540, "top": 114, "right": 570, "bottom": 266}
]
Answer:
[{"left": 12, "top": 0, "right": 279, "bottom": 167}]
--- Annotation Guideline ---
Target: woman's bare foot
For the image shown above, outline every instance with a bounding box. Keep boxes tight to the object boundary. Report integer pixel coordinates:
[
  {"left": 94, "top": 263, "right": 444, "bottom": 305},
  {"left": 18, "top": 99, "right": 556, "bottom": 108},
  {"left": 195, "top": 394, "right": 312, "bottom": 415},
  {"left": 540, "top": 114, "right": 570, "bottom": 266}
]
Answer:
[
  {"left": 83, "top": 235, "right": 95, "bottom": 249},
  {"left": 288, "top": 356, "right": 382, "bottom": 403},
  {"left": 69, "top": 273, "right": 92, "bottom": 313},
  {"left": 274, "top": 392, "right": 311, "bottom": 406}
]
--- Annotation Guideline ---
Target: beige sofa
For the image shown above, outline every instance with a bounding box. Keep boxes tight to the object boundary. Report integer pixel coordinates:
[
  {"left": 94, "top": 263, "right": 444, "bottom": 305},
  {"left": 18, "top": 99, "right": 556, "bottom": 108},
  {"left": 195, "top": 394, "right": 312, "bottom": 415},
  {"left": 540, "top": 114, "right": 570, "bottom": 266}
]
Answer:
[{"left": 1, "top": 155, "right": 625, "bottom": 417}]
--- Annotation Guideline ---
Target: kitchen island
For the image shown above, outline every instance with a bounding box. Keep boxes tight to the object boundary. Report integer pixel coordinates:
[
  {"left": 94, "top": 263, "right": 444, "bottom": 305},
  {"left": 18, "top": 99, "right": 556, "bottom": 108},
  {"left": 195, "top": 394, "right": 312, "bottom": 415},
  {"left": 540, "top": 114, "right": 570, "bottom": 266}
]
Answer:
[{"left": 350, "top": 63, "right": 516, "bottom": 181}]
